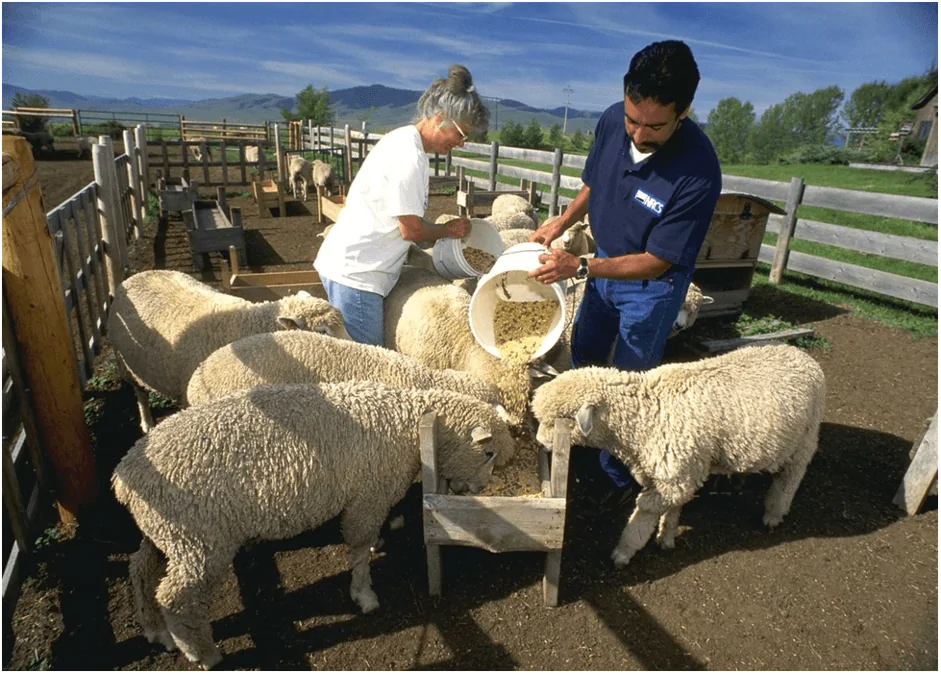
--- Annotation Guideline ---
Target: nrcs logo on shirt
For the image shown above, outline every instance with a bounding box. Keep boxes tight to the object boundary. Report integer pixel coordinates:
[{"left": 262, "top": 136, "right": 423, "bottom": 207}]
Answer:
[{"left": 634, "top": 188, "right": 665, "bottom": 216}]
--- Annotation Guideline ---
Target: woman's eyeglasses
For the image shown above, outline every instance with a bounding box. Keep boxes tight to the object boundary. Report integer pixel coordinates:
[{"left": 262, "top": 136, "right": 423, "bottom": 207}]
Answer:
[{"left": 452, "top": 120, "right": 468, "bottom": 141}]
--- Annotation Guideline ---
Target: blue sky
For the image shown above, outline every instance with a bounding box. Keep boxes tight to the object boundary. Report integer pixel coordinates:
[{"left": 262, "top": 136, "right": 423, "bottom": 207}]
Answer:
[{"left": 2, "top": 2, "right": 938, "bottom": 118}]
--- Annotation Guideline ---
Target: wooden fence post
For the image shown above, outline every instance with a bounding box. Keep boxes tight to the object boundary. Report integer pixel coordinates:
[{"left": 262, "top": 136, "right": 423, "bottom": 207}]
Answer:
[
  {"left": 344, "top": 124, "right": 353, "bottom": 181},
  {"left": 769, "top": 176, "right": 806, "bottom": 284},
  {"left": 97, "top": 136, "right": 129, "bottom": 273},
  {"left": 308, "top": 119, "right": 314, "bottom": 151},
  {"left": 549, "top": 148, "right": 563, "bottom": 218},
  {"left": 134, "top": 125, "right": 150, "bottom": 206},
  {"left": 179, "top": 114, "right": 185, "bottom": 140},
  {"left": 2, "top": 136, "right": 99, "bottom": 522},
  {"left": 92, "top": 142, "right": 124, "bottom": 297},
  {"left": 122, "top": 129, "right": 143, "bottom": 238},
  {"left": 445, "top": 150, "right": 452, "bottom": 177},
  {"left": 274, "top": 123, "right": 284, "bottom": 188},
  {"left": 489, "top": 141, "right": 498, "bottom": 192}
]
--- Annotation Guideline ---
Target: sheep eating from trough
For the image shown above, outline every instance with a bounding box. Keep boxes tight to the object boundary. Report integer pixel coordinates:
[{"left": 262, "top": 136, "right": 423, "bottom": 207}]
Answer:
[
  {"left": 113, "top": 380, "right": 513, "bottom": 669},
  {"left": 531, "top": 343, "right": 826, "bottom": 567},
  {"left": 185, "top": 330, "right": 513, "bottom": 428},
  {"left": 106, "top": 270, "right": 351, "bottom": 433},
  {"left": 188, "top": 137, "right": 212, "bottom": 162},
  {"left": 669, "top": 282, "right": 714, "bottom": 337},
  {"left": 311, "top": 158, "right": 340, "bottom": 196}
]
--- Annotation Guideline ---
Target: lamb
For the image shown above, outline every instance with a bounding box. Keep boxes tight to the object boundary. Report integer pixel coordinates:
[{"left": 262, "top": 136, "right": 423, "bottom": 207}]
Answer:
[
  {"left": 531, "top": 343, "right": 826, "bottom": 567},
  {"left": 185, "top": 330, "right": 513, "bottom": 425},
  {"left": 670, "top": 282, "right": 714, "bottom": 337},
  {"left": 487, "top": 210, "right": 538, "bottom": 232},
  {"left": 75, "top": 135, "right": 97, "bottom": 159},
  {"left": 550, "top": 219, "right": 596, "bottom": 257},
  {"left": 106, "top": 270, "right": 350, "bottom": 432},
  {"left": 287, "top": 154, "right": 312, "bottom": 201},
  {"left": 491, "top": 193, "right": 536, "bottom": 220},
  {"left": 311, "top": 158, "right": 340, "bottom": 196},
  {"left": 384, "top": 266, "right": 553, "bottom": 422},
  {"left": 188, "top": 137, "right": 212, "bottom": 162},
  {"left": 114, "top": 380, "right": 513, "bottom": 669}
]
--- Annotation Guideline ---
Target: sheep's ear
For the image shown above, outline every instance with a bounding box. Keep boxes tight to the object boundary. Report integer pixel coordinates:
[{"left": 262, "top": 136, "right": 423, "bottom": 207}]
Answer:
[
  {"left": 483, "top": 451, "right": 498, "bottom": 472},
  {"left": 276, "top": 316, "right": 305, "bottom": 330},
  {"left": 529, "top": 361, "right": 560, "bottom": 380},
  {"left": 471, "top": 426, "right": 492, "bottom": 444},
  {"left": 492, "top": 404, "right": 514, "bottom": 424},
  {"left": 295, "top": 290, "right": 312, "bottom": 299},
  {"left": 575, "top": 404, "right": 594, "bottom": 437},
  {"left": 702, "top": 295, "right": 715, "bottom": 305}
]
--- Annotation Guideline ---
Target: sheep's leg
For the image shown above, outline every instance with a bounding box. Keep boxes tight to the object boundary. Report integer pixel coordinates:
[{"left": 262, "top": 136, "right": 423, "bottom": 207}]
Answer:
[
  {"left": 116, "top": 354, "right": 155, "bottom": 433},
  {"left": 611, "top": 488, "right": 670, "bottom": 568},
  {"left": 655, "top": 506, "right": 683, "bottom": 550},
  {"left": 763, "top": 436, "right": 817, "bottom": 528},
  {"left": 302, "top": 177, "right": 308, "bottom": 203},
  {"left": 157, "top": 550, "right": 228, "bottom": 670},
  {"left": 340, "top": 506, "right": 384, "bottom": 614},
  {"left": 129, "top": 537, "right": 175, "bottom": 651}
]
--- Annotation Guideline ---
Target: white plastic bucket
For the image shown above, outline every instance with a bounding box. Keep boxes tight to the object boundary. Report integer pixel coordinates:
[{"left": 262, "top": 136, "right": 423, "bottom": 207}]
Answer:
[
  {"left": 432, "top": 218, "right": 504, "bottom": 280},
  {"left": 468, "top": 243, "right": 567, "bottom": 361}
]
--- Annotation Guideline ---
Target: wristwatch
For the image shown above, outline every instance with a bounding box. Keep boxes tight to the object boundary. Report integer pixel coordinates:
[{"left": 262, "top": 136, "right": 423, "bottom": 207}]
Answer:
[{"left": 575, "top": 257, "right": 589, "bottom": 280}]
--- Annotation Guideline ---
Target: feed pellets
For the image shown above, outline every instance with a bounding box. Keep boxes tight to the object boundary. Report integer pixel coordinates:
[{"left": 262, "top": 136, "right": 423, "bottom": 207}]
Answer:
[
  {"left": 493, "top": 299, "right": 557, "bottom": 364},
  {"left": 463, "top": 247, "right": 496, "bottom": 274}
]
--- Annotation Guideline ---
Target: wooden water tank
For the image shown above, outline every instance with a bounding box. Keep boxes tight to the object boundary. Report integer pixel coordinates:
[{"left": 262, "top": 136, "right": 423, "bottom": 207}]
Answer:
[{"left": 693, "top": 191, "right": 786, "bottom": 318}]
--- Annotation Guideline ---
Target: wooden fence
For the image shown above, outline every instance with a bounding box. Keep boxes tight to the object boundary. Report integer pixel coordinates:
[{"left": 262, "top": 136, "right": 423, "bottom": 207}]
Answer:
[
  {"left": 2, "top": 126, "right": 148, "bottom": 614},
  {"left": 2, "top": 107, "right": 80, "bottom": 135}
]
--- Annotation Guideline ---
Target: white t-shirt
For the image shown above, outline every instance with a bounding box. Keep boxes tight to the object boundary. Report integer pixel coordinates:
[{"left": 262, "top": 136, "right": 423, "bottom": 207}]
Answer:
[
  {"left": 629, "top": 140, "right": 654, "bottom": 164},
  {"left": 314, "top": 125, "right": 429, "bottom": 297}
]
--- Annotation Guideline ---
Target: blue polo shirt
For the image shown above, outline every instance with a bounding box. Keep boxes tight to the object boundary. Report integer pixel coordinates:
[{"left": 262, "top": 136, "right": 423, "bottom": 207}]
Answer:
[{"left": 582, "top": 101, "right": 721, "bottom": 273}]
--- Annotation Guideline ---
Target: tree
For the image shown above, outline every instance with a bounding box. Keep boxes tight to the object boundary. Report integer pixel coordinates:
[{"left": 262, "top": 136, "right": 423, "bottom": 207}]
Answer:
[
  {"left": 500, "top": 120, "right": 525, "bottom": 146},
  {"left": 783, "top": 86, "right": 844, "bottom": 146},
  {"left": 705, "top": 97, "right": 755, "bottom": 164},
  {"left": 570, "top": 128, "right": 586, "bottom": 151},
  {"left": 281, "top": 84, "right": 333, "bottom": 126},
  {"left": 547, "top": 123, "right": 563, "bottom": 149},
  {"left": 11, "top": 91, "right": 50, "bottom": 132},
  {"left": 842, "top": 81, "right": 894, "bottom": 129},
  {"left": 522, "top": 118, "right": 543, "bottom": 149},
  {"left": 748, "top": 103, "right": 788, "bottom": 164}
]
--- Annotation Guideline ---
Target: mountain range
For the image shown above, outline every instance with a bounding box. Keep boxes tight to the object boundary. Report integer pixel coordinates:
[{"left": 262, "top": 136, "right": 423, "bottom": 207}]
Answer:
[{"left": 2, "top": 83, "right": 603, "bottom": 134}]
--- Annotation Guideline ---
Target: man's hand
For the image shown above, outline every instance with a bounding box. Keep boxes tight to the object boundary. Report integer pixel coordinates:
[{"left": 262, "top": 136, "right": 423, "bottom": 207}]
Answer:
[
  {"left": 528, "top": 248, "right": 579, "bottom": 284},
  {"left": 529, "top": 216, "right": 567, "bottom": 247}
]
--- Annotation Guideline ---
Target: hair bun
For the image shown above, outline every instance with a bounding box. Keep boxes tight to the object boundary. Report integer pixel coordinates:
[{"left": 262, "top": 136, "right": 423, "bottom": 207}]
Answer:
[{"left": 446, "top": 64, "right": 474, "bottom": 95}]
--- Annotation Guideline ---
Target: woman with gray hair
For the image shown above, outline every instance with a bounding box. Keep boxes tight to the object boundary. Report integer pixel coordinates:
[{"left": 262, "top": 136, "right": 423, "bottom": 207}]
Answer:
[{"left": 315, "top": 64, "right": 490, "bottom": 346}]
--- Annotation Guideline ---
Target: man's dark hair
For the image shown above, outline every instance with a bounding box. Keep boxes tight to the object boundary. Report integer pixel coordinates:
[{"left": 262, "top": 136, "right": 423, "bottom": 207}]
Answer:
[{"left": 623, "top": 40, "right": 700, "bottom": 114}]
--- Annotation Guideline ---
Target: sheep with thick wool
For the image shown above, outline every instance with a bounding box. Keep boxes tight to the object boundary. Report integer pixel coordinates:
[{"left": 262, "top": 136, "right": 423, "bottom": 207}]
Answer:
[
  {"left": 114, "top": 380, "right": 512, "bottom": 669},
  {"left": 287, "top": 156, "right": 339, "bottom": 202},
  {"left": 384, "top": 266, "right": 552, "bottom": 423},
  {"left": 531, "top": 343, "right": 826, "bottom": 567},
  {"left": 75, "top": 135, "right": 97, "bottom": 159},
  {"left": 106, "top": 270, "right": 350, "bottom": 432},
  {"left": 186, "top": 330, "right": 512, "bottom": 427},
  {"left": 487, "top": 210, "right": 538, "bottom": 232},
  {"left": 491, "top": 193, "right": 536, "bottom": 220},
  {"left": 311, "top": 158, "right": 340, "bottom": 196}
]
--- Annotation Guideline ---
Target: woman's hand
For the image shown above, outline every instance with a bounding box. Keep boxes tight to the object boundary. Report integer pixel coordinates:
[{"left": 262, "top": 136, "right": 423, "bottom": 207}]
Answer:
[{"left": 444, "top": 217, "right": 471, "bottom": 239}]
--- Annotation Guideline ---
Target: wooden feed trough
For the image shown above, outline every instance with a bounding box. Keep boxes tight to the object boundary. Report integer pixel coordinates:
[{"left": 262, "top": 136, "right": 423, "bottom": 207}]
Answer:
[
  {"left": 456, "top": 167, "right": 540, "bottom": 218},
  {"left": 253, "top": 178, "right": 286, "bottom": 218},
  {"left": 421, "top": 416, "right": 572, "bottom": 607},
  {"left": 317, "top": 184, "right": 347, "bottom": 224},
  {"left": 157, "top": 175, "right": 198, "bottom": 218},
  {"left": 183, "top": 191, "right": 246, "bottom": 272},
  {"left": 692, "top": 191, "right": 786, "bottom": 318},
  {"left": 221, "top": 246, "right": 326, "bottom": 302}
]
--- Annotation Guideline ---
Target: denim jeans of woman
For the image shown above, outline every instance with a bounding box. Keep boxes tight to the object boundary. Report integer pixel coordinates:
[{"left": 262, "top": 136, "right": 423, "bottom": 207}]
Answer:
[{"left": 322, "top": 278, "right": 385, "bottom": 347}]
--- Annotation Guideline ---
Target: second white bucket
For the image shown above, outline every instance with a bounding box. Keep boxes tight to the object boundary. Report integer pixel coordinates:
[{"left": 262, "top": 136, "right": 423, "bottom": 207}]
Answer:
[
  {"left": 432, "top": 218, "right": 504, "bottom": 280},
  {"left": 468, "top": 243, "right": 567, "bottom": 361}
]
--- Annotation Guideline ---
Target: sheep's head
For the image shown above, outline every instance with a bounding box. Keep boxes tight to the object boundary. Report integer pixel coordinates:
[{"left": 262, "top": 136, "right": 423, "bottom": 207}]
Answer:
[
  {"left": 275, "top": 291, "right": 351, "bottom": 340},
  {"left": 531, "top": 368, "right": 609, "bottom": 450},
  {"left": 670, "top": 283, "right": 714, "bottom": 337},
  {"left": 438, "top": 407, "right": 514, "bottom": 494}
]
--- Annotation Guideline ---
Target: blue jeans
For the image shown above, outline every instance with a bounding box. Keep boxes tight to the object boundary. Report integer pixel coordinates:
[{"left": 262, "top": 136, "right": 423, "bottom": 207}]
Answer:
[
  {"left": 322, "top": 278, "right": 385, "bottom": 346},
  {"left": 571, "top": 266, "right": 692, "bottom": 488}
]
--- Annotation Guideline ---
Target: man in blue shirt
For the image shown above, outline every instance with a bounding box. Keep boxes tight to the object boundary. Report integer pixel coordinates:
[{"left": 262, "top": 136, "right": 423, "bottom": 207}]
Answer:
[{"left": 530, "top": 40, "right": 722, "bottom": 494}]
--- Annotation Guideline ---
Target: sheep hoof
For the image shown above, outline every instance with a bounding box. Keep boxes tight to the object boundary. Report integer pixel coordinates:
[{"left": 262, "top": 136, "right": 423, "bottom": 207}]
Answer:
[
  {"left": 655, "top": 534, "right": 675, "bottom": 550},
  {"left": 352, "top": 588, "right": 380, "bottom": 614},
  {"left": 611, "top": 547, "right": 636, "bottom": 568},
  {"left": 144, "top": 628, "right": 177, "bottom": 652},
  {"left": 763, "top": 513, "right": 784, "bottom": 529}
]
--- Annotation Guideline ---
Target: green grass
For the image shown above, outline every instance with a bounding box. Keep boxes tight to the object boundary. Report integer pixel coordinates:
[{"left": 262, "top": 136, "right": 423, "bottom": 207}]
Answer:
[{"left": 722, "top": 164, "right": 938, "bottom": 198}]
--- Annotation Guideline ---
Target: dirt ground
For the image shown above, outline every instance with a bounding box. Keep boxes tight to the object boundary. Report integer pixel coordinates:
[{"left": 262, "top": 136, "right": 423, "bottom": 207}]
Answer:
[{"left": 4, "top": 144, "right": 938, "bottom": 670}]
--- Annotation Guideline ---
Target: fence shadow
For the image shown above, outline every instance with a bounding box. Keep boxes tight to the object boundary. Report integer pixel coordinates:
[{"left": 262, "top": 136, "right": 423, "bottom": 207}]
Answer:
[{"left": 241, "top": 230, "right": 285, "bottom": 267}]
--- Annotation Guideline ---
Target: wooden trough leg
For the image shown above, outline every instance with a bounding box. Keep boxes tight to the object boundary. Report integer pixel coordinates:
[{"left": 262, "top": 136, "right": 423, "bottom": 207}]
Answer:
[
  {"left": 419, "top": 412, "right": 446, "bottom": 596},
  {"left": 893, "top": 410, "right": 938, "bottom": 515},
  {"left": 543, "top": 418, "right": 571, "bottom": 607}
]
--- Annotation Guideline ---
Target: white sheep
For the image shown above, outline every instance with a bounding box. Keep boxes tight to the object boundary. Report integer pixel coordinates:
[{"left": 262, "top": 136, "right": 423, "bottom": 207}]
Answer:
[
  {"left": 75, "top": 136, "right": 96, "bottom": 159},
  {"left": 114, "top": 380, "right": 512, "bottom": 669},
  {"left": 499, "top": 228, "right": 537, "bottom": 249},
  {"left": 185, "top": 330, "right": 513, "bottom": 425},
  {"left": 106, "top": 270, "right": 350, "bottom": 432},
  {"left": 434, "top": 213, "right": 461, "bottom": 225},
  {"left": 244, "top": 145, "right": 259, "bottom": 163},
  {"left": 188, "top": 137, "right": 212, "bottom": 162},
  {"left": 549, "top": 219, "right": 596, "bottom": 257},
  {"left": 287, "top": 155, "right": 312, "bottom": 201},
  {"left": 384, "top": 266, "right": 553, "bottom": 421},
  {"left": 491, "top": 193, "right": 535, "bottom": 219},
  {"left": 311, "top": 158, "right": 340, "bottom": 196},
  {"left": 670, "top": 282, "right": 714, "bottom": 337},
  {"left": 487, "top": 210, "right": 538, "bottom": 232},
  {"left": 531, "top": 343, "right": 826, "bottom": 567}
]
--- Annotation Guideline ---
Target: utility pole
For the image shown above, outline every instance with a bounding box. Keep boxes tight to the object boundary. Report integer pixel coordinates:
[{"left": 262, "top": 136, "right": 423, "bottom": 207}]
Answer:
[{"left": 562, "top": 86, "right": 574, "bottom": 135}]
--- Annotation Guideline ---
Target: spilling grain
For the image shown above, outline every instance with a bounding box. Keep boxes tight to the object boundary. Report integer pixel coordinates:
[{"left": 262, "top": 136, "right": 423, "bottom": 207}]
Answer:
[
  {"left": 463, "top": 247, "right": 496, "bottom": 274},
  {"left": 493, "top": 299, "right": 557, "bottom": 364}
]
